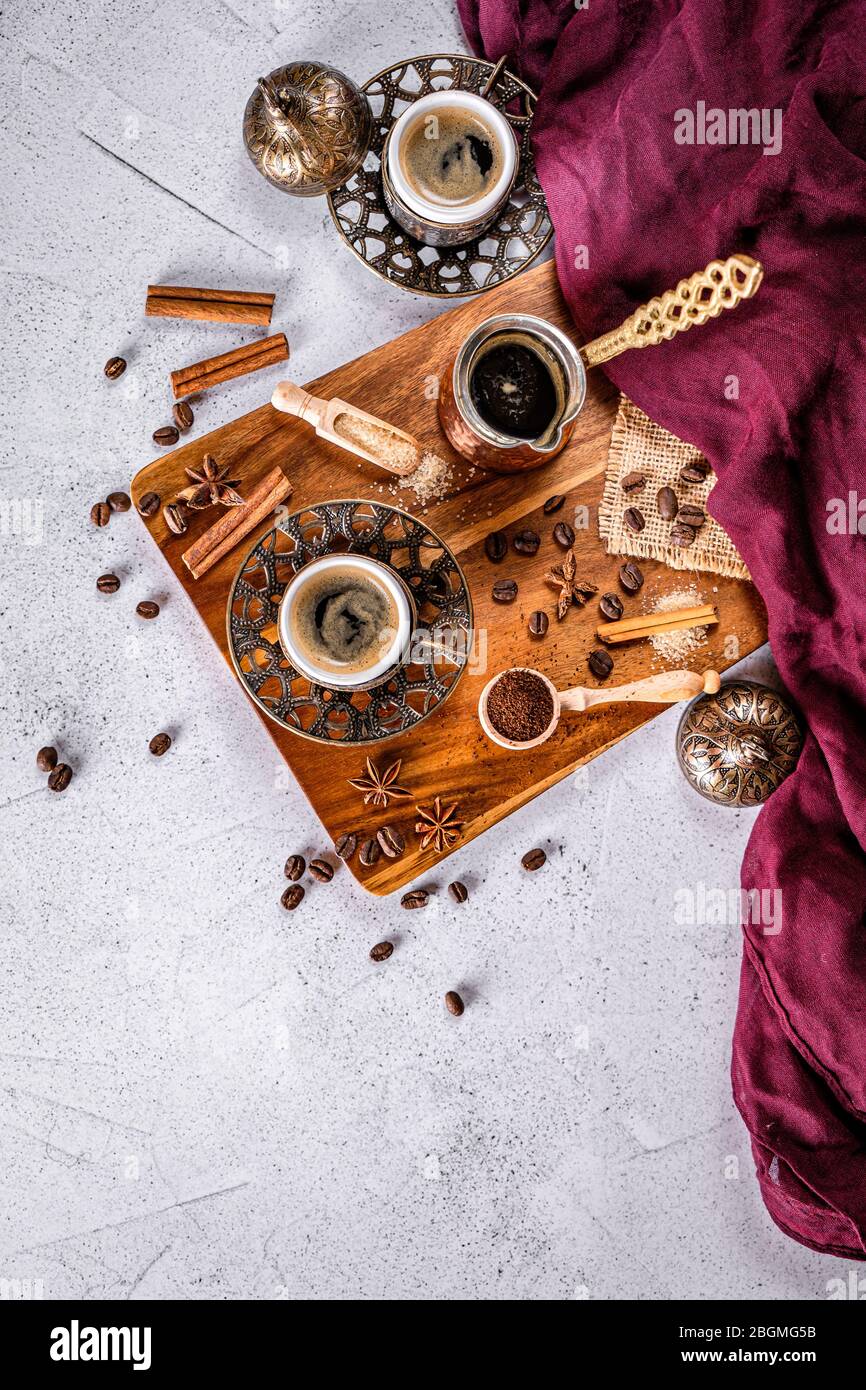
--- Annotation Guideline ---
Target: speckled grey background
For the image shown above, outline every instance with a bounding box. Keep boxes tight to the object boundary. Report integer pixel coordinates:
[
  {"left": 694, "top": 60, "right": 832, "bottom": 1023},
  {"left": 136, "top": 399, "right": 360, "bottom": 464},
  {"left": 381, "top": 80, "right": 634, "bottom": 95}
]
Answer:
[{"left": 0, "top": 1, "right": 841, "bottom": 1300}]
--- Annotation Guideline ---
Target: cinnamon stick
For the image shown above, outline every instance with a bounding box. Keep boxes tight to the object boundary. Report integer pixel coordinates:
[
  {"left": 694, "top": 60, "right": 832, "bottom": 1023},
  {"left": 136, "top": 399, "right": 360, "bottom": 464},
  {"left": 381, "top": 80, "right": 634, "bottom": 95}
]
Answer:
[
  {"left": 597, "top": 604, "right": 718, "bottom": 645},
  {"left": 181, "top": 466, "right": 293, "bottom": 579},
  {"left": 170, "top": 333, "right": 289, "bottom": 399},
  {"left": 146, "top": 284, "right": 275, "bottom": 326}
]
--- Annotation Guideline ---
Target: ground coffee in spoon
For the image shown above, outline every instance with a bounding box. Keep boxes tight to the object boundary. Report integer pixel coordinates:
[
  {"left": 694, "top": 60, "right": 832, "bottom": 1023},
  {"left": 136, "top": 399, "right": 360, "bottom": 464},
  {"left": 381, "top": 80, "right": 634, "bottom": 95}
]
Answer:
[{"left": 486, "top": 668, "right": 555, "bottom": 743}]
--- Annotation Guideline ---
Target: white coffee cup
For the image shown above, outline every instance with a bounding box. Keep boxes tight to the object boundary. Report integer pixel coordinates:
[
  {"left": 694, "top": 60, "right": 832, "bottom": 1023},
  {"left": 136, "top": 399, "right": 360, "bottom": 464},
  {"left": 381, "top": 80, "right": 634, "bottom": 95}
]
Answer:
[
  {"left": 278, "top": 553, "right": 414, "bottom": 690},
  {"left": 384, "top": 91, "right": 519, "bottom": 245}
]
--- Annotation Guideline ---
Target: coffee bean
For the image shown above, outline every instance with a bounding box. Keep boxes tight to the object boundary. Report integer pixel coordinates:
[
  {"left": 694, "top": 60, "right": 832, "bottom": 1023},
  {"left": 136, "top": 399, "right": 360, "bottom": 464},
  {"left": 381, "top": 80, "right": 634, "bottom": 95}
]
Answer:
[
  {"left": 677, "top": 503, "right": 706, "bottom": 529},
  {"left": 370, "top": 941, "right": 393, "bottom": 963},
  {"left": 544, "top": 494, "right": 566, "bottom": 515},
  {"left": 153, "top": 425, "right": 180, "bottom": 447},
  {"left": 553, "top": 520, "right": 575, "bottom": 548},
  {"left": 136, "top": 600, "right": 160, "bottom": 619},
  {"left": 619, "top": 561, "right": 644, "bottom": 594},
  {"left": 334, "top": 833, "right": 357, "bottom": 862},
  {"left": 97, "top": 573, "right": 120, "bottom": 594},
  {"left": 521, "top": 848, "right": 546, "bottom": 871},
  {"left": 280, "top": 884, "right": 304, "bottom": 911},
  {"left": 445, "top": 990, "right": 465, "bottom": 1016},
  {"left": 148, "top": 732, "right": 171, "bottom": 757},
  {"left": 528, "top": 610, "right": 549, "bottom": 638},
  {"left": 309, "top": 858, "right": 334, "bottom": 883},
  {"left": 680, "top": 461, "right": 710, "bottom": 483},
  {"left": 36, "top": 745, "right": 57, "bottom": 772},
  {"left": 621, "top": 471, "right": 646, "bottom": 493},
  {"left": 173, "top": 401, "right": 194, "bottom": 433},
  {"left": 284, "top": 854, "right": 305, "bottom": 881},
  {"left": 104, "top": 356, "right": 126, "bottom": 379},
  {"left": 484, "top": 530, "right": 508, "bottom": 563},
  {"left": 401, "top": 889, "right": 429, "bottom": 909},
  {"left": 90, "top": 501, "right": 110, "bottom": 528},
  {"left": 163, "top": 503, "right": 188, "bottom": 535},
  {"left": 48, "top": 763, "right": 72, "bottom": 792},
  {"left": 359, "top": 838, "right": 380, "bottom": 867},
  {"left": 448, "top": 881, "right": 468, "bottom": 904},
  {"left": 623, "top": 506, "right": 646, "bottom": 533},
  {"left": 107, "top": 491, "right": 131, "bottom": 513},
  {"left": 670, "top": 521, "right": 696, "bottom": 548},
  {"left": 138, "top": 491, "right": 160, "bottom": 518},
  {"left": 657, "top": 486, "right": 678, "bottom": 521},
  {"left": 376, "top": 825, "right": 405, "bottom": 859},
  {"left": 599, "top": 592, "right": 623, "bottom": 621},
  {"left": 588, "top": 648, "right": 614, "bottom": 680},
  {"left": 513, "top": 529, "right": 540, "bottom": 556},
  {"left": 492, "top": 579, "right": 518, "bottom": 604}
]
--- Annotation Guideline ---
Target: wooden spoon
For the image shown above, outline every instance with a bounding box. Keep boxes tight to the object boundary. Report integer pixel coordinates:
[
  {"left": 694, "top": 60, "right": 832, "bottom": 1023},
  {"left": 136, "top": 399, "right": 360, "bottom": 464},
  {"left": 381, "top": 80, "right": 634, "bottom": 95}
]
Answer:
[
  {"left": 478, "top": 666, "right": 722, "bottom": 750},
  {"left": 271, "top": 381, "right": 420, "bottom": 477}
]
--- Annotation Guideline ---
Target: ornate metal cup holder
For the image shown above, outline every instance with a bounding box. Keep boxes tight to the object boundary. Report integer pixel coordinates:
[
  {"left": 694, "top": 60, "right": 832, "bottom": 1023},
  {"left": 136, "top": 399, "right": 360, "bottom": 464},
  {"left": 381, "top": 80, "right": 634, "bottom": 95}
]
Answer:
[
  {"left": 326, "top": 53, "right": 552, "bottom": 298},
  {"left": 226, "top": 499, "right": 473, "bottom": 745}
]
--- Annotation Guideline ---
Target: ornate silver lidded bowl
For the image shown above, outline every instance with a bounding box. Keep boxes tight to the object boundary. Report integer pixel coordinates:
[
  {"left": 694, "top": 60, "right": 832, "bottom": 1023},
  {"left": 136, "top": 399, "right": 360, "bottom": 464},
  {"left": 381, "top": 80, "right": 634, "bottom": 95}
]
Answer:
[
  {"left": 243, "top": 61, "right": 374, "bottom": 197},
  {"left": 676, "top": 679, "right": 804, "bottom": 807}
]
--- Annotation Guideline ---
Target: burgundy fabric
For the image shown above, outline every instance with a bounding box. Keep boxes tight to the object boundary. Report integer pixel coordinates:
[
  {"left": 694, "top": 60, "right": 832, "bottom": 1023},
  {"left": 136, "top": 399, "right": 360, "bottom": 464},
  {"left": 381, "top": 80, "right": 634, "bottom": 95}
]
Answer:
[{"left": 458, "top": 0, "right": 866, "bottom": 1256}]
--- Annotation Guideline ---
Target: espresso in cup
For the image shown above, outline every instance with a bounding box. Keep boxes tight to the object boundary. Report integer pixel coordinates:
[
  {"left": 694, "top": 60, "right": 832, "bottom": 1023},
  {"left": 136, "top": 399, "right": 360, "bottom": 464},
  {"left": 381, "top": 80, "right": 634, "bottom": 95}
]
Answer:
[
  {"left": 399, "top": 102, "right": 505, "bottom": 208},
  {"left": 289, "top": 563, "right": 398, "bottom": 679}
]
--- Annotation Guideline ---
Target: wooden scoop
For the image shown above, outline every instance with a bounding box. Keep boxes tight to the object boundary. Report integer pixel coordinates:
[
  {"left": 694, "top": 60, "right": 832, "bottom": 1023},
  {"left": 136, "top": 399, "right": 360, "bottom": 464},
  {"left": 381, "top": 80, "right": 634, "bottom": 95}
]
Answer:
[
  {"left": 271, "top": 381, "right": 420, "bottom": 477},
  {"left": 478, "top": 666, "right": 722, "bottom": 750}
]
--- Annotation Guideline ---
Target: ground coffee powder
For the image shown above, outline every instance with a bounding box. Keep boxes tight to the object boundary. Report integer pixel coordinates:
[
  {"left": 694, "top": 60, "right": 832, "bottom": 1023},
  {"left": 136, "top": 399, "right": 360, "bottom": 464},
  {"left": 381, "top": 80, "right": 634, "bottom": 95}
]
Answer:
[{"left": 486, "top": 668, "right": 555, "bottom": 743}]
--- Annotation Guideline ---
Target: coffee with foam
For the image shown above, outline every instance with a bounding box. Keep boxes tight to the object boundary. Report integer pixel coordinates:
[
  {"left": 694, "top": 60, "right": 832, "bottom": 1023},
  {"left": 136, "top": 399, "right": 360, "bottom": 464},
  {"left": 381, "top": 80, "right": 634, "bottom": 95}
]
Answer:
[{"left": 399, "top": 103, "right": 504, "bottom": 208}]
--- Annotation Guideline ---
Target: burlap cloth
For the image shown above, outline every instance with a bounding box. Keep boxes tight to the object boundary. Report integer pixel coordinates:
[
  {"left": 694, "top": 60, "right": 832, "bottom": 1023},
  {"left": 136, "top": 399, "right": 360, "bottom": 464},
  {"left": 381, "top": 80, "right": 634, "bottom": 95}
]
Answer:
[{"left": 598, "top": 396, "right": 750, "bottom": 581}]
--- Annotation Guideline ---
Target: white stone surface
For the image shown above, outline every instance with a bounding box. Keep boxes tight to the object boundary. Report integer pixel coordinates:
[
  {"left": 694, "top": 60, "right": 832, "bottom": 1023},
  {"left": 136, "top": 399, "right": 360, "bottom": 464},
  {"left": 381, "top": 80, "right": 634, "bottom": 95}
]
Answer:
[{"left": 0, "top": 1, "right": 838, "bottom": 1300}]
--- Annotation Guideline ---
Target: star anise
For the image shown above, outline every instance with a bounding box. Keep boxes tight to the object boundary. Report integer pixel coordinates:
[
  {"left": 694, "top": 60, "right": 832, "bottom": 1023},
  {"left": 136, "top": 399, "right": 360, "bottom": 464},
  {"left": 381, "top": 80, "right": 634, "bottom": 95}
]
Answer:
[
  {"left": 414, "top": 796, "right": 465, "bottom": 854},
  {"left": 544, "top": 548, "right": 597, "bottom": 620},
  {"left": 179, "top": 454, "right": 244, "bottom": 510},
  {"left": 348, "top": 757, "right": 411, "bottom": 808}
]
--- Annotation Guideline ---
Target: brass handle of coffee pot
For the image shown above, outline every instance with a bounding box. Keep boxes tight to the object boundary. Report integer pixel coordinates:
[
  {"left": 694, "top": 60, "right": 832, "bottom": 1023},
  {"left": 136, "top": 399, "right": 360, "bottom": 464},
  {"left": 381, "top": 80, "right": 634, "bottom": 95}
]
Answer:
[{"left": 579, "top": 254, "right": 763, "bottom": 370}]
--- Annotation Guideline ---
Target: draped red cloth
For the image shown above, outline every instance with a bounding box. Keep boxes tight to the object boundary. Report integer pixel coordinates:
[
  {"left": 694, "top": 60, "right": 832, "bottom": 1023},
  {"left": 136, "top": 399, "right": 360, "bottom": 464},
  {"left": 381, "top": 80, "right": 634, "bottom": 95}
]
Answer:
[{"left": 458, "top": 0, "right": 866, "bottom": 1256}]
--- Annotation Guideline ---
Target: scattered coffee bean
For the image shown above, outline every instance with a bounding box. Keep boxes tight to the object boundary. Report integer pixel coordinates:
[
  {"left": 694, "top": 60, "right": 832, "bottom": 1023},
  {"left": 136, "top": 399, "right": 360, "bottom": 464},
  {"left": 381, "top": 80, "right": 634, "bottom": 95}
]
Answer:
[
  {"left": 619, "top": 561, "right": 644, "bottom": 594},
  {"left": 370, "top": 941, "right": 393, "bottom": 963},
  {"left": 107, "top": 491, "right": 131, "bottom": 513},
  {"left": 445, "top": 990, "right": 465, "bottom": 1016},
  {"left": 621, "top": 471, "right": 646, "bottom": 494},
  {"left": 657, "top": 486, "right": 678, "bottom": 521},
  {"left": 376, "top": 825, "right": 405, "bottom": 859},
  {"left": 47, "top": 763, "right": 72, "bottom": 793},
  {"left": 309, "top": 858, "right": 334, "bottom": 883},
  {"left": 173, "top": 400, "right": 194, "bottom": 433},
  {"left": 553, "top": 520, "right": 575, "bottom": 548},
  {"left": 513, "top": 528, "right": 540, "bottom": 556},
  {"left": 670, "top": 521, "right": 697, "bottom": 548},
  {"left": 284, "top": 854, "right": 305, "bottom": 881},
  {"left": 544, "top": 494, "right": 566, "bottom": 515},
  {"left": 136, "top": 600, "right": 160, "bottom": 620},
  {"left": 677, "top": 503, "right": 706, "bottom": 529},
  {"left": 36, "top": 745, "right": 58, "bottom": 773},
  {"left": 148, "top": 732, "right": 172, "bottom": 757},
  {"left": 521, "top": 848, "right": 546, "bottom": 872},
  {"left": 104, "top": 356, "right": 126, "bottom": 379},
  {"left": 359, "top": 838, "right": 380, "bottom": 867},
  {"left": 484, "top": 530, "right": 508, "bottom": 563},
  {"left": 280, "top": 884, "right": 304, "bottom": 911},
  {"left": 680, "top": 460, "right": 710, "bottom": 483},
  {"left": 334, "top": 833, "right": 357, "bottom": 862},
  {"left": 163, "top": 503, "right": 188, "bottom": 535},
  {"left": 401, "top": 889, "right": 429, "bottom": 909},
  {"left": 623, "top": 506, "right": 646, "bottom": 533},
  {"left": 599, "top": 592, "right": 624, "bottom": 621},
  {"left": 528, "top": 610, "right": 549, "bottom": 638},
  {"left": 153, "top": 425, "right": 180, "bottom": 447},
  {"left": 492, "top": 578, "right": 518, "bottom": 604},
  {"left": 96, "top": 573, "right": 120, "bottom": 594},
  {"left": 138, "top": 491, "right": 160, "bottom": 518},
  {"left": 588, "top": 648, "right": 614, "bottom": 680},
  {"left": 448, "top": 881, "right": 468, "bottom": 904},
  {"left": 90, "top": 501, "right": 111, "bottom": 528}
]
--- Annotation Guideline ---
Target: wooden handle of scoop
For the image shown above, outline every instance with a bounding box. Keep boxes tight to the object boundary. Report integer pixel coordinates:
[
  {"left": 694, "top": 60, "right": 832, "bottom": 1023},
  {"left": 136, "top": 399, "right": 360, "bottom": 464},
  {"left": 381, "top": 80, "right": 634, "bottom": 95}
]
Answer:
[{"left": 560, "top": 668, "right": 721, "bottom": 712}]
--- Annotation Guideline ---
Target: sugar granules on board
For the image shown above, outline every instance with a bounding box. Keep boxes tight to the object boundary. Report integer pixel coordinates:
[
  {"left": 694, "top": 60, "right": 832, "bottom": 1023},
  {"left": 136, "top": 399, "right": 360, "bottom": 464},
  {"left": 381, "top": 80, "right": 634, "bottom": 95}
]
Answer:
[{"left": 647, "top": 584, "right": 710, "bottom": 663}]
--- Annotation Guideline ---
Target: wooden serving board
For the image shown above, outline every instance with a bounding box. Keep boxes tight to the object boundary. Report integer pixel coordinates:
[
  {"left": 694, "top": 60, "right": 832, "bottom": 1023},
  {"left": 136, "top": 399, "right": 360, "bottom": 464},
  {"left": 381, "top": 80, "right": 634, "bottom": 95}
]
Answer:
[{"left": 131, "top": 260, "right": 767, "bottom": 895}]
